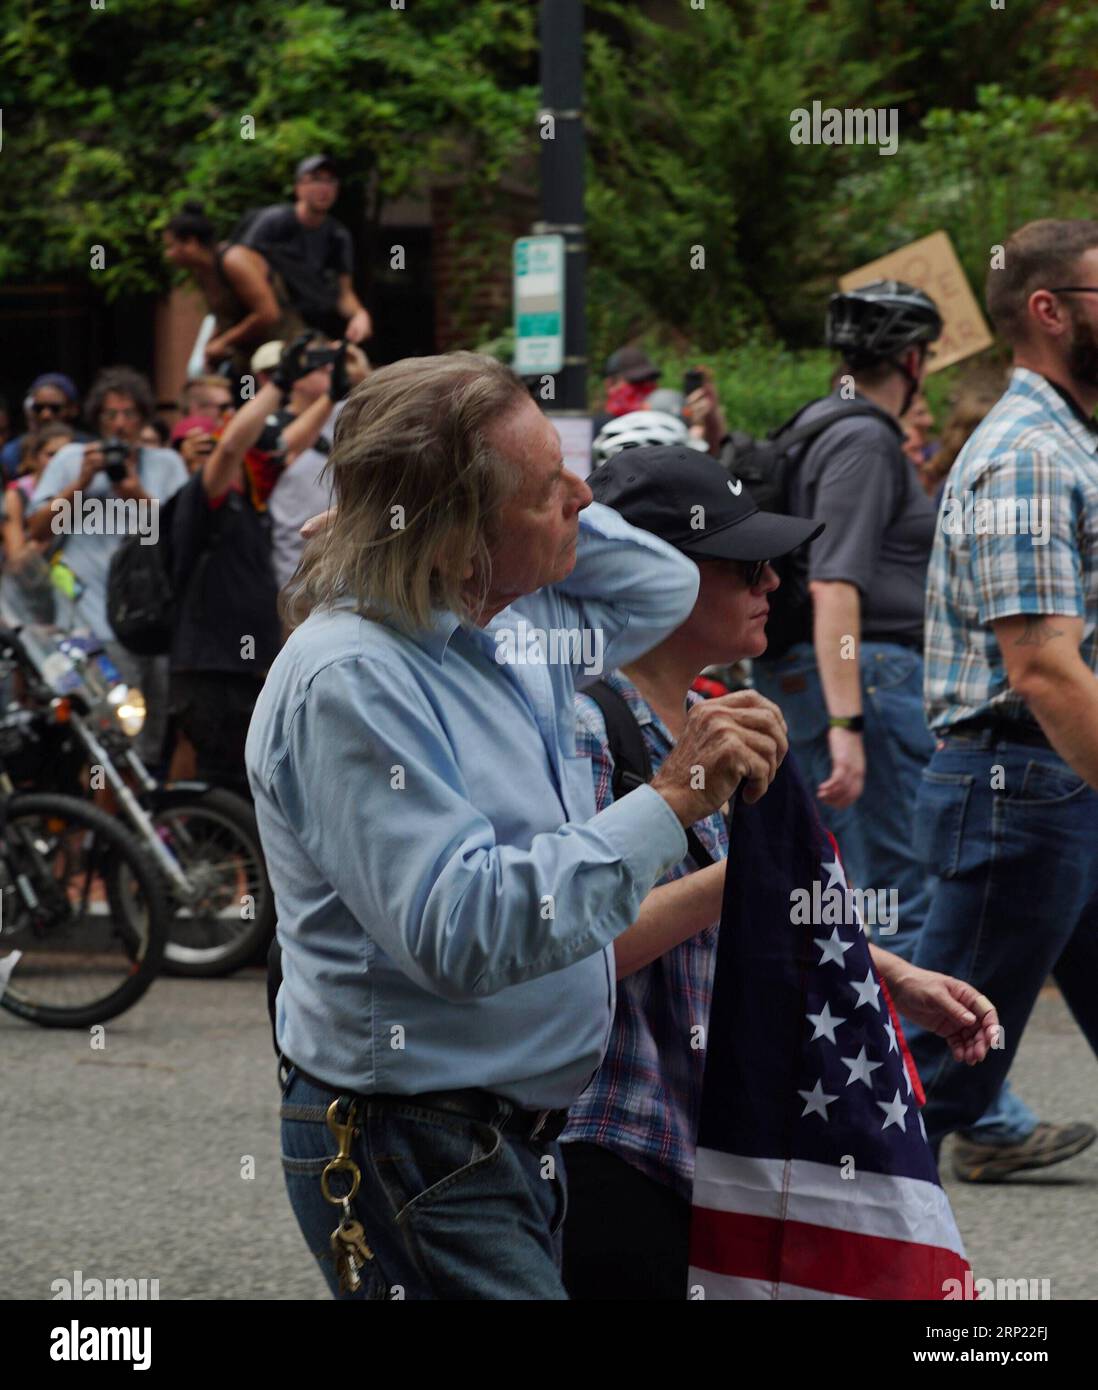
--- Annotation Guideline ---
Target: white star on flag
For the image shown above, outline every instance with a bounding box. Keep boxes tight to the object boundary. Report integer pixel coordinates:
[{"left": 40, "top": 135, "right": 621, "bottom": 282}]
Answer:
[
  {"left": 883, "top": 1015, "right": 898, "bottom": 1053},
  {"left": 814, "top": 928, "right": 855, "bottom": 968},
  {"left": 820, "top": 859, "right": 846, "bottom": 889},
  {"left": 841, "top": 1045, "right": 884, "bottom": 1089},
  {"left": 877, "top": 1089, "right": 908, "bottom": 1132},
  {"left": 806, "top": 999, "right": 845, "bottom": 1044},
  {"left": 850, "top": 968, "right": 881, "bottom": 1012},
  {"left": 919, "top": 1113, "right": 928, "bottom": 1143},
  {"left": 798, "top": 1079, "right": 839, "bottom": 1120}
]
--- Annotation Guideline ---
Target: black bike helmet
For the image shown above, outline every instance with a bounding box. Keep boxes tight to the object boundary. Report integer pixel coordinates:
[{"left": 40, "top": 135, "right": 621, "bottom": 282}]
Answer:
[{"left": 826, "top": 280, "right": 942, "bottom": 367}]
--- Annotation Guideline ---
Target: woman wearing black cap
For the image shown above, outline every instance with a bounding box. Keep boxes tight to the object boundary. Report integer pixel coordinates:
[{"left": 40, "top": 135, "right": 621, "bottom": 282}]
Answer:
[{"left": 559, "top": 443, "right": 1000, "bottom": 1300}]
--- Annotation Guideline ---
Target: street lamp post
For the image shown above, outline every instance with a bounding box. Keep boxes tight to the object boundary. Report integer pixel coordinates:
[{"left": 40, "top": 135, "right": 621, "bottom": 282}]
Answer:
[{"left": 536, "top": 0, "right": 587, "bottom": 414}]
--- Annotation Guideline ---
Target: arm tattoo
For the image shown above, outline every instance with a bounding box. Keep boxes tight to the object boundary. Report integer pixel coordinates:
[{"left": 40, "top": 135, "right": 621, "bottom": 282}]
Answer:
[{"left": 1014, "top": 615, "right": 1064, "bottom": 648}]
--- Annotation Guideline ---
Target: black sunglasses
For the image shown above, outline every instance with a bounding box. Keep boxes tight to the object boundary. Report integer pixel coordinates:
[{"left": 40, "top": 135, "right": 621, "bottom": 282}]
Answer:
[
  {"left": 703, "top": 556, "right": 769, "bottom": 586},
  {"left": 30, "top": 400, "right": 64, "bottom": 415},
  {"left": 1049, "top": 287, "right": 1098, "bottom": 296}
]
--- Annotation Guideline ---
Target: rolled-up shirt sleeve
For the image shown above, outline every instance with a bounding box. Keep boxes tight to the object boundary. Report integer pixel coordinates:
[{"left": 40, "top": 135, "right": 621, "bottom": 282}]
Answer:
[
  {"left": 269, "top": 655, "right": 688, "bottom": 1002},
  {"left": 548, "top": 501, "right": 700, "bottom": 670},
  {"left": 967, "top": 449, "right": 1085, "bottom": 624}
]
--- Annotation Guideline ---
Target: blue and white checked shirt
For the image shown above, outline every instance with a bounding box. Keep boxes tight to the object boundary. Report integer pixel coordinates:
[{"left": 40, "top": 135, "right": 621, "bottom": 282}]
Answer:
[
  {"left": 246, "top": 502, "right": 700, "bottom": 1111},
  {"left": 562, "top": 673, "right": 729, "bottom": 1201},
  {"left": 924, "top": 367, "right": 1098, "bottom": 732}
]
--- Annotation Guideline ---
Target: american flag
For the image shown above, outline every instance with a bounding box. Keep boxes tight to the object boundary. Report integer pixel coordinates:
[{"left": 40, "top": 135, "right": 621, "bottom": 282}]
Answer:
[{"left": 688, "top": 759, "right": 973, "bottom": 1300}]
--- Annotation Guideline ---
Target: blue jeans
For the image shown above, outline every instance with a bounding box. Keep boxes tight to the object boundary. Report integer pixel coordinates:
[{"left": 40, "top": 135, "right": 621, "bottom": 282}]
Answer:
[
  {"left": 906, "top": 735, "right": 1098, "bottom": 1147},
  {"left": 279, "top": 1068, "right": 569, "bottom": 1300},
  {"left": 754, "top": 643, "right": 1037, "bottom": 1144}
]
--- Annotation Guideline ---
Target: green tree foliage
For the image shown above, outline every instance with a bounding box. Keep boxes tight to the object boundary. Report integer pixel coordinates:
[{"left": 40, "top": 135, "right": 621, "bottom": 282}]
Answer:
[
  {"left": 2, "top": 0, "right": 1097, "bottom": 381},
  {"left": 0, "top": 0, "right": 538, "bottom": 294},
  {"left": 583, "top": 0, "right": 1095, "bottom": 354}
]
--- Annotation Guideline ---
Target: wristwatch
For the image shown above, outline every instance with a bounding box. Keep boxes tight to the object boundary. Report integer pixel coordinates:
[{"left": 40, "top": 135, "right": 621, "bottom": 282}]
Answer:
[{"left": 828, "top": 714, "right": 865, "bottom": 732}]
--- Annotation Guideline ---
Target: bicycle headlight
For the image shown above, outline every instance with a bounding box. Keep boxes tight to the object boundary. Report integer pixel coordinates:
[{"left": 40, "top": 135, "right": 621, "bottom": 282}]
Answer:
[{"left": 107, "top": 683, "right": 146, "bottom": 738}]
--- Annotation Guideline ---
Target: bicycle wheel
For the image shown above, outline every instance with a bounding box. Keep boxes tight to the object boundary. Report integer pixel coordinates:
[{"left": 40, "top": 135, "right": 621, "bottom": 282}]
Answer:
[
  {"left": 0, "top": 793, "right": 168, "bottom": 1027},
  {"left": 152, "top": 788, "right": 276, "bottom": 978}
]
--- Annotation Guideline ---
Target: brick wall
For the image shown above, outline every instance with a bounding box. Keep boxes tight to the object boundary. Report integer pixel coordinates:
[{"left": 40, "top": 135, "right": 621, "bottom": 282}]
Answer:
[{"left": 431, "top": 184, "right": 537, "bottom": 350}]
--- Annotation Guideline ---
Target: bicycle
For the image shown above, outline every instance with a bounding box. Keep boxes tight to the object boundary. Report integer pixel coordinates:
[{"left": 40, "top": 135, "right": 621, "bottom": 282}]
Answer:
[{"left": 0, "top": 743, "right": 169, "bottom": 1027}]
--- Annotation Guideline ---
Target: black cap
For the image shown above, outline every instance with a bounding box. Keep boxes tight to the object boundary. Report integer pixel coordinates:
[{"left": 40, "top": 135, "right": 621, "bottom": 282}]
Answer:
[
  {"left": 589, "top": 445, "right": 824, "bottom": 562},
  {"left": 603, "top": 346, "right": 661, "bottom": 382},
  {"left": 295, "top": 154, "right": 337, "bottom": 179}
]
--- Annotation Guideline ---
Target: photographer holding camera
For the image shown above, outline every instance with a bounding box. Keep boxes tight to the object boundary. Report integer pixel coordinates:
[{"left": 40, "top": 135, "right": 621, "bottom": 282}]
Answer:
[
  {"left": 26, "top": 366, "right": 188, "bottom": 764},
  {"left": 167, "top": 334, "right": 361, "bottom": 793}
]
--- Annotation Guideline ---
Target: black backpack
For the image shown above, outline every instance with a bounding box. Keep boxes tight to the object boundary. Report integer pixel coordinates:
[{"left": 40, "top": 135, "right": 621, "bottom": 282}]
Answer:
[
  {"left": 106, "top": 529, "right": 176, "bottom": 656},
  {"left": 718, "top": 401, "right": 904, "bottom": 661}
]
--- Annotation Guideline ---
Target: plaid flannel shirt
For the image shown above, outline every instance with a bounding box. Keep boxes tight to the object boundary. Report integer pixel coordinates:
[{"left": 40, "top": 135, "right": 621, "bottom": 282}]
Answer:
[
  {"left": 561, "top": 671, "right": 728, "bottom": 1201},
  {"left": 924, "top": 367, "right": 1098, "bottom": 732}
]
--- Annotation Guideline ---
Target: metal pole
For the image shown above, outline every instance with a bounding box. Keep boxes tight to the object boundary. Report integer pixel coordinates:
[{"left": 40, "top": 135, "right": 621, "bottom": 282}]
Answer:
[{"left": 537, "top": 0, "right": 587, "bottom": 413}]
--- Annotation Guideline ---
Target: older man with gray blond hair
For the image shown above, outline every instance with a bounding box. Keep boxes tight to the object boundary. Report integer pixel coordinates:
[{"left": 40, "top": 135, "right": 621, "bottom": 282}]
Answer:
[{"left": 247, "top": 351, "right": 789, "bottom": 1300}]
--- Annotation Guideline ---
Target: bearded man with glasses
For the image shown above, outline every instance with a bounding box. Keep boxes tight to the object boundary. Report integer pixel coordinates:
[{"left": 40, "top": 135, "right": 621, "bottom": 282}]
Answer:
[{"left": 907, "top": 218, "right": 1098, "bottom": 1180}]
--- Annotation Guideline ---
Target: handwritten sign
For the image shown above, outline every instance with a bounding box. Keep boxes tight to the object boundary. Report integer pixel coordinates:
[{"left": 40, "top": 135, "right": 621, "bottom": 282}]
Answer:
[{"left": 839, "top": 231, "right": 993, "bottom": 373}]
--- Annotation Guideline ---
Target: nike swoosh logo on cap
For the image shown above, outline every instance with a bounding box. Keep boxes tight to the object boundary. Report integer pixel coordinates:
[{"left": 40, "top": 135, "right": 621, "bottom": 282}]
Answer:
[{"left": 727, "top": 477, "right": 743, "bottom": 495}]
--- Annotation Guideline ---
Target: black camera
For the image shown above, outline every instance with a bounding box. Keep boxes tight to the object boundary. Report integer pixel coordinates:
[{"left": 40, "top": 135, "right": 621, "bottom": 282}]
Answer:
[
  {"left": 303, "top": 346, "right": 339, "bottom": 372},
  {"left": 101, "top": 438, "right": 129, "bottom": 484}
]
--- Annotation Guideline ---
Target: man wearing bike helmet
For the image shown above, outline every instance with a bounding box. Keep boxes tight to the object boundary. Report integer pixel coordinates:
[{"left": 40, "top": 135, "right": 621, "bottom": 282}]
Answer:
[{"left": 753, "top": 280, "right": 1066, "bottom": 1177}]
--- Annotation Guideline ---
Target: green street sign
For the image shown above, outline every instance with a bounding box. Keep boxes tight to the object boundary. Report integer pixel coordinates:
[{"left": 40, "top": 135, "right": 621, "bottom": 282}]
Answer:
[{"left": 513, "top": 234, "right": 565, "bottom": 375}]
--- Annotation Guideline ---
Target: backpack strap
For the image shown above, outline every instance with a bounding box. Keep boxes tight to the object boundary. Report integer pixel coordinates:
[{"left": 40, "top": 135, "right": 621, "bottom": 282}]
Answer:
[
  {"left": 773, "top": 400, "right": 910, "bottom": 522},
  {"left": 771, "top": 400, "right": 890, "bottom": 449},
  {"left": 583, "top": 679, "right": 715, "bottom": 869}
]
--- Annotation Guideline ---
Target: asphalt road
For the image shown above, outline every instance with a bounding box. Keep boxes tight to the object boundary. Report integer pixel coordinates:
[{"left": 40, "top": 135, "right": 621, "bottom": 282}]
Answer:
[{"left": 2, "top": 973, "right": 1095, "bottom": 1301}]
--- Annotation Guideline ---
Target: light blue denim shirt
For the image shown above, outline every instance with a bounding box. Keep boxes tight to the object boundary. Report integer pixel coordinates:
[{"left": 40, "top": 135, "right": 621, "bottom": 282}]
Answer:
[{"left": 247, "top": 501, "right": 699, "bottom": 1110}]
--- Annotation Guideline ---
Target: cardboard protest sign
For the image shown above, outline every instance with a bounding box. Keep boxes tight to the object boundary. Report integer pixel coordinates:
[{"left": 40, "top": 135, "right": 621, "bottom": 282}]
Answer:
[{"left": 839, "top": 231, "right": 993, "bottom": 372}]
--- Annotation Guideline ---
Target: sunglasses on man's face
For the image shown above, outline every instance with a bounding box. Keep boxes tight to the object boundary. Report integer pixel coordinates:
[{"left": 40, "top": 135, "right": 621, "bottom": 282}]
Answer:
[{"left": 30, "top": 400, "right": 65, "bottom": 415}]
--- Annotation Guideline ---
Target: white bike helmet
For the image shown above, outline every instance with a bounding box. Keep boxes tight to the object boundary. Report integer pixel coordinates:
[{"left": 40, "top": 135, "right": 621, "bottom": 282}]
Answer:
[{"left": 592, "top": 410, "right": 702, "bottom": 467}]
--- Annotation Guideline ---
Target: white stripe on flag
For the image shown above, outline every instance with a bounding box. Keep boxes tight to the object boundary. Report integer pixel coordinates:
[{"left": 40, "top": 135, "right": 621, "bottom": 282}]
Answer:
[
  {"left": 687, "top": 1270, "right": 860, "bottom": 1300},
  {"left": 692, "top": 1149, "right": 967, "bottom": 1259}
]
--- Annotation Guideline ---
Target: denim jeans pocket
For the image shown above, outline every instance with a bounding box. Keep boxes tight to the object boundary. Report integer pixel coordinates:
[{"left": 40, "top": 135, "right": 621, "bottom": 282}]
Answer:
[
  {"left": 863, "top": 646, "right": 921, "bottom": 692},
  {"left": 1000, "top": 759, "right": 1089, "bottom": 807},
  {"left": 368, "top": 1103, "right": 503, "bottom": 1223},
  {"left": 914, "top": 769, "right": 974, "bottom": 879},
  {"left": 548, "top": 1145, "right": 568, "bottom": 1239},
  {"left": 280, "top": 1106, "right": 391, "bottom": 1300}
]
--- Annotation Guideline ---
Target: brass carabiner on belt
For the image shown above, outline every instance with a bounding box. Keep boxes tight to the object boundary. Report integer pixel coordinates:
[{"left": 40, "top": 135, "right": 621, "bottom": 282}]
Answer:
[{"left": 320, "top": 1097, "right": 362, "bottom": 1206}]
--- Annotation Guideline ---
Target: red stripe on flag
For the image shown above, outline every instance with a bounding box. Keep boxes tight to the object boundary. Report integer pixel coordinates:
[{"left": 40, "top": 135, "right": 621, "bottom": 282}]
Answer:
[{"left": 690, "top": 1206, "right": 973, "bottom": 1300}]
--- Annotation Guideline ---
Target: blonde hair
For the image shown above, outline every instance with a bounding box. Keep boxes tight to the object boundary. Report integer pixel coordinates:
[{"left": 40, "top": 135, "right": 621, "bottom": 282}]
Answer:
[{"left": 282, "top": 352, "right": 529, "bottom": 633}]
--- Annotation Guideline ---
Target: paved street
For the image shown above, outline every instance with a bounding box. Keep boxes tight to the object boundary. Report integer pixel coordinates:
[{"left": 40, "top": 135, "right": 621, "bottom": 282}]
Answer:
[{"left": 2, "top": 973, "right": 1095, "bottom": 1301}]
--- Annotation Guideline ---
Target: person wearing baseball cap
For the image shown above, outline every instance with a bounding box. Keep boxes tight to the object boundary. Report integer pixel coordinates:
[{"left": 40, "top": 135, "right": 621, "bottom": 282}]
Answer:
[
  {"left": 235, "top": 154, "right": 372, "bottom": 345},
  {"left": 600, "top": 345, "right": 662, "bottom": 423},
  {"left": 559, "top": 444, "right": 999, "bottom": 1301}
]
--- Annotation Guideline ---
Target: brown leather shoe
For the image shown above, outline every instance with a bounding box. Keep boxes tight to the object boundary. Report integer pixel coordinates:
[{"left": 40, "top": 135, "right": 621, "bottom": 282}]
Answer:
[{"left": 952, "top": 1122, "right": 1097, "bottom": 1183}]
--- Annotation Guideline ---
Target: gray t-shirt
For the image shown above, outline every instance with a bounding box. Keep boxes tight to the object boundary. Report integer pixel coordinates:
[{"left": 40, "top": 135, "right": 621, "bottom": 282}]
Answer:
[
  {"left": 30, "top": 442, "right": 188, "bottom": 638},
  {"left": 785, "top": 392, "right": 937, "bottom": 645},
  {"left": 268, "top": 403, "right": 342, "bottom": 590}
]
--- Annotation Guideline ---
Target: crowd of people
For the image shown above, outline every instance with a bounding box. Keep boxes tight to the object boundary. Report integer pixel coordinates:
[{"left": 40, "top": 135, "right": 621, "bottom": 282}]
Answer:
[
  {"left": 5, "top": 204, "right": 1096, "bottom": 1300},
  {"left": 0, "top": 154, "right": 371, "bottom": 795},
  {"left": 255, "top": 215, "right": 1098, "bottom": 1300}
]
